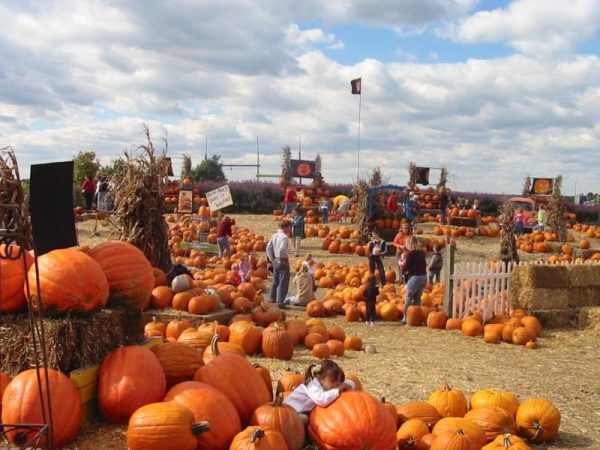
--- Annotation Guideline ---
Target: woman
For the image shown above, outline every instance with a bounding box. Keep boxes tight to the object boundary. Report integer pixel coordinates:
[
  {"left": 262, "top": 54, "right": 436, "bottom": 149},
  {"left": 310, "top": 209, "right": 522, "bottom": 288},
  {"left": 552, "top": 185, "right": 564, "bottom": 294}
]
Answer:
[
  {"left": 392, "top": 222, "right": 412, "bottom": 283},
  {"left": 81, "top": 175, "right": 96, "bottom": 212},
  {"left": 367, "top": 231, "right": 387, "bottom": 286},
  {"left": 400, "top": 236, "right": 427, "bottom": 324}
]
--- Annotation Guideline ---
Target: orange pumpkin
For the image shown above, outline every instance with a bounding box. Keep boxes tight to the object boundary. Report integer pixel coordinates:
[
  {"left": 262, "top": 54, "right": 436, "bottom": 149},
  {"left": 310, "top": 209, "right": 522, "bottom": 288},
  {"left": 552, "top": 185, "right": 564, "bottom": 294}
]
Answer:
[
  {"left": 230, "top": 426, "right": 288, "bottom": 450},
  {"left": 1, "top": 368, "right": 81, "bottom": 447},
  {"left": 88, "top": 240, "right": 154, "bottom": 307},
  {"left": 164, "top": 381, "right": 242, "bottom": 449},
  {"left": 28, "top": 248, "right": 109, "bottom": 314}
]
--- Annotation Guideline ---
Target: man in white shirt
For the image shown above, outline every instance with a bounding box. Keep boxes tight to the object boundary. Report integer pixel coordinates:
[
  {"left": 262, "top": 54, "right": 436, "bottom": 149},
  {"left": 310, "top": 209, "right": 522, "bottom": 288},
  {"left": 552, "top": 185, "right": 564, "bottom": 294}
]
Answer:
[{"left": 266, "top": 220, "right": 292, "bottom": 307}]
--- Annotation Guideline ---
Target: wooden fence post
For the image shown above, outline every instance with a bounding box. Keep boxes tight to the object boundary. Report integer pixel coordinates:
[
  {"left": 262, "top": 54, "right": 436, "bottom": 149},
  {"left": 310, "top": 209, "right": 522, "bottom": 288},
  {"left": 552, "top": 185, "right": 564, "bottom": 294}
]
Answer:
[{"left": 443, "top": 236, "right": 455, "bottom": 317}]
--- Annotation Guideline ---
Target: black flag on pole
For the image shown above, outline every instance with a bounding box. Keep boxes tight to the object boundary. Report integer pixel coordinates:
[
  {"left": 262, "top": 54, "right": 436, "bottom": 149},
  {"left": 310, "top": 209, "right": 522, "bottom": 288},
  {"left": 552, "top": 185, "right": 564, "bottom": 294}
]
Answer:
[
  {"left": 416, "top": 167, "right": 430, "bottom": 185},
  {"left": 351, "top": 78, "right": 362, "bottom": 95}
]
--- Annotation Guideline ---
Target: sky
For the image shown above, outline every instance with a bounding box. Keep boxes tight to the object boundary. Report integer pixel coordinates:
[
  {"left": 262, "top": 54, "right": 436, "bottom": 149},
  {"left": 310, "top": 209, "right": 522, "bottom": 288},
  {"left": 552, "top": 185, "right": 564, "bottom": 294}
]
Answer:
[{"left": 1, "top": 0, "right": 599, "bottom": 194}]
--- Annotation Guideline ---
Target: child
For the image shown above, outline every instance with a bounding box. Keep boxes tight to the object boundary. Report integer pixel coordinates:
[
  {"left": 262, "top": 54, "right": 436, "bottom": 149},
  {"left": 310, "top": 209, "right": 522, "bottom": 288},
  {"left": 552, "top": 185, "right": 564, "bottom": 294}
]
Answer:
[
  {"left": 285, "top": 265, "right": 315, "bottom": 306},
  {"left": 283, "top": 360, "right": 355, "bottom": 425},
  {"left": 227, "top": 263, "right": 242, "bottom": 286},
  {"left": 365, "top": 274, "right": 379, "bottom": 326},
  {"left": 515, "top": 208, "right": 525, "bottom": 236},
  {"left": 302, "top": 254, "right": 318, "bottom": 292},
  {"left": 291, "top": 208, "right": 305, "bottom": 257},
  {"left": 319, "top": 197, "right": 331, "bottom": 224},
  {"left": 367, "top": 231, "right": 387, "bottom": 286},
  {"left": 238, "top": 253, "right": 251, "bottom": 282},
  {"left": 428, "top": 244, "right": 443, "bottom": 284}
]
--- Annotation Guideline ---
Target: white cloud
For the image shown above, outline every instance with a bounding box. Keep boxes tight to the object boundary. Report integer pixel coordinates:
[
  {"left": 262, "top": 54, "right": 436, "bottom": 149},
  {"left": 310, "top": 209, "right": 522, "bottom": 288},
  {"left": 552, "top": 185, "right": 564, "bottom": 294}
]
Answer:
[
  {"left": 0, "top": 1, "right": 599, "bottom": 195},
  {"left": 448, "top": 0, "right": 600, "bottom": 58}
]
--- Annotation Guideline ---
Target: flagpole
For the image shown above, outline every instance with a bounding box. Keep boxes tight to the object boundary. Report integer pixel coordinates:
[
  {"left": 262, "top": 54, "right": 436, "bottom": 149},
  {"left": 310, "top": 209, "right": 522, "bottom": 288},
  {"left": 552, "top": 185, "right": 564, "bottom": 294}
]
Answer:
[{"left": 356, "top": 90, "right": 362, "bottom": 183}]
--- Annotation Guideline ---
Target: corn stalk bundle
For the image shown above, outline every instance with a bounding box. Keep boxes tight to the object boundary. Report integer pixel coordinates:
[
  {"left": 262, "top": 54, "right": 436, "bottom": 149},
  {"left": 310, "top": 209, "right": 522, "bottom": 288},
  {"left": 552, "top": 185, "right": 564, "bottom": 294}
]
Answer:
[
  {"left": 437, "top": 166, "right": 448, "bottom": 189},
  {"left": 314, "top": 153, "right": 324, "bottom": 184},
  {"left": 281, "top": 145, "right": 292, "bottom": 185},
  {"left": 353, "top": 179, "right": 370, "bottom": 244},
  {"left": 181, "top": 153, "right": 192, "bottom": 180},
  {"left": 0, "top": 147, "right": 32, "bottom": 249},
  {"left": 111, "top": 125, "right": 172, "bottom": 274},
  {"left": 408, "top": 161, "right": 417, "bottom": 190},
  {"left": 368, "top": 167, "right": 383, "bottom": 187},
  {"left": 548, "top": 175, "right": 567, "bottom": 242},
  {"left": 522, "top": 176, "right": 532, "bottom": 197},
  {"left": 499, "top": 201, "right": 519, "bottom": 264}
]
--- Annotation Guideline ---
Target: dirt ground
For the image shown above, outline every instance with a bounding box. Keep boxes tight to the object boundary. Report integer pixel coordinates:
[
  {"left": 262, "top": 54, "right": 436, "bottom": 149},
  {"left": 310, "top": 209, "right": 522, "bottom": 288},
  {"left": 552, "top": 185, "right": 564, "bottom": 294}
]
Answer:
[{"left": 63, "top": 214, "right": 600, "bottom": 450}]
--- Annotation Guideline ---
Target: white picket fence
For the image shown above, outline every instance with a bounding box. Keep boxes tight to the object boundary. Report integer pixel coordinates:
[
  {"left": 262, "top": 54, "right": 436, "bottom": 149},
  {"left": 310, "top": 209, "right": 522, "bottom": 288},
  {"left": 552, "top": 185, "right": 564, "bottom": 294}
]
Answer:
[
  {"left": 450, "top": 262, "right": 514, "bottom": 321},
  {"left": 449, "top": 259, "right": 600, "bottom": 320}
]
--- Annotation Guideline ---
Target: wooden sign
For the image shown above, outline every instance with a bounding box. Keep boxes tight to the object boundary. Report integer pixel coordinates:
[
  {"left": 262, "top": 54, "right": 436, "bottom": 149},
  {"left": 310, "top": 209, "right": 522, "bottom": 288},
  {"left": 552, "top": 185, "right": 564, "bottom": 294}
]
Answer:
[
  {"left": 177, "top": 189, "right": 193, "bottom": 213},
  {"left": 206, "top": 185, "right": 233, "bottom": 211}
]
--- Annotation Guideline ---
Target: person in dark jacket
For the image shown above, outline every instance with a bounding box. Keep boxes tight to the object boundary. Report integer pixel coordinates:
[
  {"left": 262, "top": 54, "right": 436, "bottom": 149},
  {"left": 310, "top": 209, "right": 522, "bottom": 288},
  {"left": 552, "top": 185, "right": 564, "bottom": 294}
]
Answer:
[
  {"left": 427, "top": 243, "right": 443, "bottom": 284},
  {"left": 367, "top": 231, "right": 387, "bottom": 286},
  {"left": 400, "top": 236, "right": 427, "bottom": 323},
  {"left": 365, "top": 274, "right": 379, "bottom": 326}
]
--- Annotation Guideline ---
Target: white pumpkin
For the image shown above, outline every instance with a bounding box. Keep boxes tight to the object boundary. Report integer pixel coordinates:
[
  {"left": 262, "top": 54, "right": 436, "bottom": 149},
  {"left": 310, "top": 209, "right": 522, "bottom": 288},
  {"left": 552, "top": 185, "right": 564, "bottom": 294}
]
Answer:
[{"left": 171, "top": 274, "right": 193, "bottom": 293}]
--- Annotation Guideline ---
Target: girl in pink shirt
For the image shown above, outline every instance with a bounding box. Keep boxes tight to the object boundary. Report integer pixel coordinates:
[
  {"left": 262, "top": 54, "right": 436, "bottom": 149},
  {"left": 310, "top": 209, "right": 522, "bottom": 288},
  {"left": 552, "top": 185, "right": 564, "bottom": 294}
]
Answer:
[{"left": 283, "top": 360, "right": 355, "bottom": 424}]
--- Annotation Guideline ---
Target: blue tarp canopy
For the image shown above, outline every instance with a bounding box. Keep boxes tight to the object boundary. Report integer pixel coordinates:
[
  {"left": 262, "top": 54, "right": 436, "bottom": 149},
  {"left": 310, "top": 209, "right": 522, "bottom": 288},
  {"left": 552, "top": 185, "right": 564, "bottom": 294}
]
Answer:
[{"left": 367, "top": 184, "right": 405, "bottom": 220}]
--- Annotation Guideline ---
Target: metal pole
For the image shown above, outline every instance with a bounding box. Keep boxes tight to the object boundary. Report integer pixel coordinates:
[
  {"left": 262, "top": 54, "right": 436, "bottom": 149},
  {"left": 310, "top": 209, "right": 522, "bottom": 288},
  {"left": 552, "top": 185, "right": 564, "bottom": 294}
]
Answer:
[
  {"left": 256, "top": 136, "right": 260, "bottom": 180},
  {"left": 357, "top": 92, "right": 362, "bottom": 183},
  {"left": 204, "top": 138, "right": 207, "bottom": 161},
  {"left": 299, "top": 136, "right": 302, "bottom": 186}
]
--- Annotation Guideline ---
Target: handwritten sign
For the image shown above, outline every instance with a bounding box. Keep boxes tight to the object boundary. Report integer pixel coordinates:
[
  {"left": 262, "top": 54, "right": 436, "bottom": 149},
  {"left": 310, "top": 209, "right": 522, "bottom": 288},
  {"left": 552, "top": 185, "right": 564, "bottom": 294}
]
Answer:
[
  {"left": 177, "top": 189, "right": 193, "bottom": 214},
  {"left": 205, "top": 185, "right": 233, "bottom": 211},
  {"left": 179, "top": 241, "right": 219, "bottom": 254}
]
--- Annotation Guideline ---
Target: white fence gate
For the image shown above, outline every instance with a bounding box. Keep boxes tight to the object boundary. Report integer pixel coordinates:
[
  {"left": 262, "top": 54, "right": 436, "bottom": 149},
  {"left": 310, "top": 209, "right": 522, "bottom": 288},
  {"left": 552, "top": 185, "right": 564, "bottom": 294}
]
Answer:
[
  {"left": 448, "top": 259, "right": 600, "bottom": 320},
  {"left": 449, "top": 262, "right": 514, "bottom": 321}
]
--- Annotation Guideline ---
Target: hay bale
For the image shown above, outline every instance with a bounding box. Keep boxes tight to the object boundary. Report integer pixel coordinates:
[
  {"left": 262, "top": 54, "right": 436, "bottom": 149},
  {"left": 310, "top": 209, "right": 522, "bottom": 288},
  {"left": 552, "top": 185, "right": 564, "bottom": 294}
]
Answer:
[
  {"left": 533, "top": 309, "right": 578, "bottom": 328},
  {"left": 575, "top": 307, "right": 600, "bottom": 330},
  {"left": 516, "top": 288, "right": 569, "bottom": 310},
  {"left": 0, "top": 307, "right": 142, "bottom": 376},
  {"left": 567, "top": 264, "right": 600, "bottom": 288},
  {"left": 515, "top": 265, "right": 568, "bottom": 289},
  {"left": 142, "top": 308, "right": 236, "bottom": 328},
  {"left": 567, "top": 287, "right": 600, "bottom": 308}
]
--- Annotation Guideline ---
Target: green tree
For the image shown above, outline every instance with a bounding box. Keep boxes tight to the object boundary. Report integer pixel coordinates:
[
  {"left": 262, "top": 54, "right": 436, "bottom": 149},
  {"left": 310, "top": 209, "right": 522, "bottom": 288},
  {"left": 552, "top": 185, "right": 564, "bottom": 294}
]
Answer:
[
  {"left": 191, "top": 154, "right": 227, "bottom": 182},
  {"left": 73, "top": 151, "right": 100, "bottom": 183},
  {"left": 101, "top": 157, "right": 127, "bottom": 178}
]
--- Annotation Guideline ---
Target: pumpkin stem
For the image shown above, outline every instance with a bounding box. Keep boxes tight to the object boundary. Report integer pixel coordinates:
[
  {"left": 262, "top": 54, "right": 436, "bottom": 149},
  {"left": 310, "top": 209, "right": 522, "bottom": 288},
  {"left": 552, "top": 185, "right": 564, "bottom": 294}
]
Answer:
[
  {"left": 531, "top": 421, "right": 545, "bottom": 442},
  {"left": 443, "top": 381, "right": 451, "bottom": 391},
  {"left": 152, "top": 315, "right": 159, "bottom": 323},
  {"left": 249, "top": 428, "right": 266, "bottom": 443},
  {"left": 191, "top": 421, "right": 210, "bottom": 435},
  {"left": 210, "top": 334, "right": 220, "bottom": 357},
  {"left": 455, "top": 429, "right": 465, "bottom": 436},
  {"left": 274, "top": 393, "right": 284, "bottom": 407},
  {"left": 501, "top": 433, "right": 514, "bottom": 447}
]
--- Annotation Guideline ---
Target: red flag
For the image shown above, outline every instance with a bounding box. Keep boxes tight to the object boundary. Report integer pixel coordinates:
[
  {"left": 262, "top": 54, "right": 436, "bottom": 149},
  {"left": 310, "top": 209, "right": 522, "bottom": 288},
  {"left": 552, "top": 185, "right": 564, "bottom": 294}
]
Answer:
[{"left": 351, "top": 78, "right": 361, "bottom": 95}]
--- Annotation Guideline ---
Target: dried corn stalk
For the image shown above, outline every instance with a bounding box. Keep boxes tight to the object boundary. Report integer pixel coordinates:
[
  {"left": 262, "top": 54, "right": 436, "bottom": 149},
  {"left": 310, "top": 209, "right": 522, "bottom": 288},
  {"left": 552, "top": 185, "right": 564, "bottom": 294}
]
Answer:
[
  {"left": 499, "top": 201, "right": 519, "bottom": 264},
  {"left": 522, "top": 176, "right": 532, "bottom": 197},
  {"left": 0, "top": 147, "right": 32, "bottom": 249},
  {"left": 281, "top": 145, "right": 292, "bottom": 186},
  {"left": 408, "top": 161, "right": 417, "bottom": 190},
  {"left": 548, "top": 175, "right": 567, "bottom": 242},
  {"left": 437, "top": 166, "right": 448, "bottom": 189},
  {"left": 354, "top": 179, "right": 370, "bottom": 244},
  {"left": 181, "top": 153, "right": 192, "bottom": 181},
  {"left": 314, "top": 153, "right": 323, "bottom": 184},
  {"left": 111, "top": 125, "right": 172, "bottom": 274}
]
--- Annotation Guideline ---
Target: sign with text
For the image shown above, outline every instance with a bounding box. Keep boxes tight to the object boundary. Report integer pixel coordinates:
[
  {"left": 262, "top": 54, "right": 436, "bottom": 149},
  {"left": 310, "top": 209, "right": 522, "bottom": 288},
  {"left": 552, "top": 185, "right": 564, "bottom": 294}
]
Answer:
[
  {"left": 206, "top": 184, "right": 233, "bottom": 211},
  {"left": 177, "top": 189, "right": 193, "bottom": 214},
  {"left": 179, "top": 241, "right": 219, "bottom": 254}
]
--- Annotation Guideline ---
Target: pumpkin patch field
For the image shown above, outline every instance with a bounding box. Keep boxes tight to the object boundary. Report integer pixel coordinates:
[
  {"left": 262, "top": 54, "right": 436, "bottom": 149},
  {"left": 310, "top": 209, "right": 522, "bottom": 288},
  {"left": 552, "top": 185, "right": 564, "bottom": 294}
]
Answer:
[{"left": 3, "top": 215, "right": 598, "bottom": 449}]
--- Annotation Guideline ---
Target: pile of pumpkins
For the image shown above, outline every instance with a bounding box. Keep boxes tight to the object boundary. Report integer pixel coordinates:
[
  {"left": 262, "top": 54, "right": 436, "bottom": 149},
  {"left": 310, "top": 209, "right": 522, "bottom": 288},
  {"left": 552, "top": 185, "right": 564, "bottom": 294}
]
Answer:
[
  {"left": 392, "top": 383, "right": 560, "bottom": 449},
  {"left": 0, "top": 355, "right": 562, "bottom": 450},
  {"left": 146, "top": 256, "right": 270, "bottom": 315},
  {"left": 0, "top": 240, "right": 155, "bottom": 315},
  {"left": 434, "top": 225, "right": 500, "bottom": 239},
  {"left": 144, "top": 304, "right": 364, "bottom": 362}
]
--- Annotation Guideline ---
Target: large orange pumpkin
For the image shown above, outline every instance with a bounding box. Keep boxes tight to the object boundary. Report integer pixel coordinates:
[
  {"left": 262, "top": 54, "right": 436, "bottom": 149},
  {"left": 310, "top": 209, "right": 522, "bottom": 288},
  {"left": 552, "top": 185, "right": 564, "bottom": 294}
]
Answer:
[
  {"left": 194, "top": 336, "right": 271, "bottom": 423},
  {"left": 98, "top": 345, "right": 166, "bottom": 423},
  {"left": 308, "top": 391, "right": 397, "bottom": 449},
  {"left": 515, "top": 398, "right": 560, "bottom": 443},
  {"left": 464, "top": 407, "right": 517, "bottom": 442},
  {"left": 1, "top": 368, "right": 81, "bottom": 447},
  {"left": 0, "top": 244, "right": 33, "bottom": 312},
  {"left": 471, "top": 389, "right": 520, "bottom": 417},
  {"left": 164, "top": 381, "right": 242, "bottom": 450},
  {"left": 126, "top": 402, "right": 202, "bottom": 450},
  {"left": 88, "top": 240, "right": 154, "bottom": 307},
  {"left": 151, "top": 342, "right": 204, "bottom": 387},
  {"left": 428, "top": 382, "right": 468, "bottom": 418},
  {"left": 27, "top": 248, "right": 109, "bottom": 314},
  {"left": 0, "top": 372, "right": 12, "bottom": 419}
]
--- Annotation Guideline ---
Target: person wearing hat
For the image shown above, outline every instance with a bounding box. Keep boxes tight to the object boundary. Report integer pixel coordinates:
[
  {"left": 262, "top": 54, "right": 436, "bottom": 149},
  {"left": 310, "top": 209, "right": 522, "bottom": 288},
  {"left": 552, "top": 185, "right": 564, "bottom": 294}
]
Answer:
[{"left": 266, "top": 220, "right": 292, "bottom": 308}]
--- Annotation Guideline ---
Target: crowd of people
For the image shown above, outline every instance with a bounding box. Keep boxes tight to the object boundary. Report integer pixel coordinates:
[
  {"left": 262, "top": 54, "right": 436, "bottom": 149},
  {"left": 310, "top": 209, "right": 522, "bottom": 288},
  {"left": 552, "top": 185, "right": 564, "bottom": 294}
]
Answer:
[{"left": 80, "top": 173, "right": 114, "bottom": 212}]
